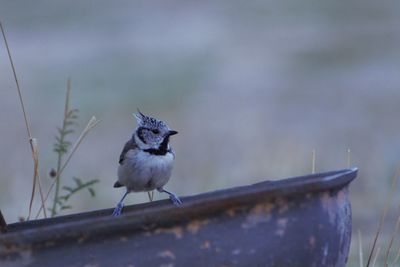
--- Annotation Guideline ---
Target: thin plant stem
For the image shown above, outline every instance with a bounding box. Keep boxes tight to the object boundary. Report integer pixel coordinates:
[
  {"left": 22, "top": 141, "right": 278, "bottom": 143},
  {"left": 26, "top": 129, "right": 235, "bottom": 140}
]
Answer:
[
  {"left": 347, "top": 148, "right": 351, "bottom": 168},
  {"left": 311, "top": 149, "right": 316, "bottom": 174},
  {"left": 384, "top": 214, "right": 400, "bottom": 266},
  {"left": 0, "top": 21, "right": 31, "bottom": 138},
  {"left": 0, "top": 21, "right": 46, "bottom": 219},
  {"left": 371, "top": 246, "right": 380, "bottom": 267},
  {"left": 393, "top": 247, "right": 400, "bottom": 266},
  {"left": 30, "top": 138, "right": 47, "bottom": 218},
  {"left": 35, "top": 116, "right": 100, "bottom": 217},
  {"left": 36, "top": 173, "right": 47, "bottom": 218},
  {"left": 358, "top": 229, "right": 363, "bottom": 267},
  {"left": 366, "top": 168, "right": 400, "bottom": 267},
  {"left": 50, "top": 79, "right": 71, "bottom": 217},
  {"left": 58, "top": 116, "right": 101, "bottom": 177}
]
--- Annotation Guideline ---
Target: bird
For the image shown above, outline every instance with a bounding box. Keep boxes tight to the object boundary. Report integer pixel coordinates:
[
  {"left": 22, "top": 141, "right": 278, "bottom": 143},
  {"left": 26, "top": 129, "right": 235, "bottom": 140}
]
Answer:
[{"left": 112, "top": 109, "right": 181, "bottom": 216}]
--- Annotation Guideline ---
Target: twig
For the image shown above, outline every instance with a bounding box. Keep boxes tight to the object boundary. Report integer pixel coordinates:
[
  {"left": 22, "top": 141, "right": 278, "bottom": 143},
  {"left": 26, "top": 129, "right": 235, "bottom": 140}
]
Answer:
[
  {"left": 35, "top": 116, "right": 101, "bottom": 217},
  {"left": 0, "top": 21, "right": 46, "bottom": 220},
  {"left": 366, "top": 168, "right": 400, "bottom": 266}
]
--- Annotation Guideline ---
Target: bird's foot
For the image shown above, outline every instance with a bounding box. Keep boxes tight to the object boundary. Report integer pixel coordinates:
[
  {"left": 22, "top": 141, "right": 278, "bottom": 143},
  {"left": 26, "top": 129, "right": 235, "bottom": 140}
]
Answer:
[
  {"left": 112, "top": 202, "right": 124, "bottom": 216},
  {"left": 169, "top": 193, "right": 182, "bottom": 206}
]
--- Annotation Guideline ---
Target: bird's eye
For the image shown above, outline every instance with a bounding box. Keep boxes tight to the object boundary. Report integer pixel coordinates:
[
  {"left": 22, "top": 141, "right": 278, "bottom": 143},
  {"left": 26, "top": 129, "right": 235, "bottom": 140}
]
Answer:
[{"left": 152, "top": 129, "right": 160, "bottom": 134}]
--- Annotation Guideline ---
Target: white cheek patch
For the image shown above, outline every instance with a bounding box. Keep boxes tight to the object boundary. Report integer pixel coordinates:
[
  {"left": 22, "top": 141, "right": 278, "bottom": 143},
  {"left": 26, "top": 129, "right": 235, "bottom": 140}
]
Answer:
[
  {"left": 134, "top": 131, "right": 164, "bottom": 150},
  {"left": 134, "top": 134, "right": 152, "bottom": 150}
]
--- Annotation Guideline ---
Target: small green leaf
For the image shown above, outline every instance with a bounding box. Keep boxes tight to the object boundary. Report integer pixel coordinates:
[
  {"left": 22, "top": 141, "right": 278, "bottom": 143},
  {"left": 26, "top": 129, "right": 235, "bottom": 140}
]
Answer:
[
  {"left": 57, "top": 127, "right": 64, "bottom": 135},
  {"left": 59, "top": 195, "right": 69, "bottom": 201},
  {"left": 61, "top": 141, "right": 72, "bottom": 147},
  {"left": 65, "top": 120, "right": 77, "bottom": 127},
  {"left": 61, "top": 205, "right": 72, "bottom": 210},
  {"left": 88, "top": 188, "right": 96, "bottom": 197},
  {"left": 48, "top": 208, "right": 56, "bottom": 214},
  {"left": 63, "top": 186, "right": 73, "bottom": 192},
  {"left": 67, "top": 110, "right": 75, "bottom": 116},
  {"left": 88, "top": 179, "right": 100, "bottom": 184},
  {"left": 73, "top": 177, "right": 83, "bottom": 186},
  {"left": 63, "top": 130, "right": 74, "bottom": 135}
]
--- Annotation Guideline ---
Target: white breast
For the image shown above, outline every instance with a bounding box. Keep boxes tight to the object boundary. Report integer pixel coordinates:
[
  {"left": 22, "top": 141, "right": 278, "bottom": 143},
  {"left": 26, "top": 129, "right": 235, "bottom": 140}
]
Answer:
[{"left": 117, "top": 149, "right": 175, "bottom": 192}]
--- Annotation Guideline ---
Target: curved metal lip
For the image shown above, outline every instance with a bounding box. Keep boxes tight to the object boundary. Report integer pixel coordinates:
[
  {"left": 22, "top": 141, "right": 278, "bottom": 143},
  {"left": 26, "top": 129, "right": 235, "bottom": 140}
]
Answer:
[{"left": 1, "top": 168, "right": 357, "bottom": 244}]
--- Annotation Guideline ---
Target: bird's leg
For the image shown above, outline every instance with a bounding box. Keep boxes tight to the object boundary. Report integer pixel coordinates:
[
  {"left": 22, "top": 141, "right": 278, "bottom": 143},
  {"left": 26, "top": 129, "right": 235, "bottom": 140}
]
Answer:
[
  {"left": 112, "top": 190, "right": 130, "bottom": 216},
  {"left": 157, "top": 188, "right": 182, "bottom": 206},
  {"left": 147, "top": 191, "right": 155, "bottom": 202}
]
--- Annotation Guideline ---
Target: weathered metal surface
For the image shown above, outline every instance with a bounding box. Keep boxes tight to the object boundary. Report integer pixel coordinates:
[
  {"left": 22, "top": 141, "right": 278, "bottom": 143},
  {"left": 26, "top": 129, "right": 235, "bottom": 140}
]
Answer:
[
  {"left": 0, "top": 210, "right": 6, "bottom": 233},
  {"left": 0, "top": 168, "right": 357, "bottom": 267}
]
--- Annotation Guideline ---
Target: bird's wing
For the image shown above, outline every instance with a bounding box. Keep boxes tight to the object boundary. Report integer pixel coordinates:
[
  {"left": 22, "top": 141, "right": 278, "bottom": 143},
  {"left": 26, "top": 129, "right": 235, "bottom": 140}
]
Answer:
[{"left": 119, "top": 138, "right": 138, "bottom": 164}]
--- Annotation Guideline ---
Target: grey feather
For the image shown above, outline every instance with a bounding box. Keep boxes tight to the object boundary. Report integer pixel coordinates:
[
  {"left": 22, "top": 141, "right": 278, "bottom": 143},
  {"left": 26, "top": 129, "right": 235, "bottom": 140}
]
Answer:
[{"left": 119, "top": 138, "right": 138, "bottom": 164}]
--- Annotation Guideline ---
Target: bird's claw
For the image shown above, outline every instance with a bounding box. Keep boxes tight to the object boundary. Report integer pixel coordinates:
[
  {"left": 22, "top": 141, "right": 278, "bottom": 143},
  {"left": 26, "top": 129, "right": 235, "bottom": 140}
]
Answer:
[
  {"left": 169, "top": 193, "right": 182, "bottom": 206},
  {"left": 112, "top": 202, "right": 124, "bottom": 216}
]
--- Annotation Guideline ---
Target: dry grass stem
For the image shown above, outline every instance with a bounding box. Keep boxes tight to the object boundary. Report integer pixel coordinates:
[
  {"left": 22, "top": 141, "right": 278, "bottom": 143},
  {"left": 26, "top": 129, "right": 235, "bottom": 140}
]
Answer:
[
  {"left": 347, "top": 148, "right": 351, "bottom": 168},
  {"left": 384, "top": 215, "right": 400, "bottom": 266},
  {"left": 0, "top": 21, "right": 31, "bottom": 138},
  {"left": 311, "top": 149, "right": 316, "bottom": 174},
  {"left": 366, "top": 168, "right": 400, "bottom": 266},
  {"left": 393, "top": 247, "right": 400, "bottom": 266},
  {"left": 27, "top": 139, "right": 47, "bottom": 219},
  {"left": 31, "top": 138, "right": 47, "bottom": 218},
  {"left": 371, "top": 246, "right": 380, "bottom": 267},
  {"left": 0, "top": 21, "right": 46, "bottom": 220},
  {"left": 59, "top": 116, "right": 101, "bottom": 176},
  {"left": 358, "top": 229, "right": 364, "bottom": 267},
  {"left": 27, "top": 140, "right": 38, "bottom": 220},
  {"left": 36, "top": 173, "right": 47, "bottom": 218}
]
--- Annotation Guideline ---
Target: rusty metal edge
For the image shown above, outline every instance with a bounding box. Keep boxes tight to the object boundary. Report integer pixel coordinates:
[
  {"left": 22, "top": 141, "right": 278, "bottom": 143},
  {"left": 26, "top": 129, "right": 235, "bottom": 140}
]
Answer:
[
  {"left": 0, "top": 210, "right": 6, "bottom": 233},
  {"left": 0, "top": 168, "right": 357, "bottom": 246}
]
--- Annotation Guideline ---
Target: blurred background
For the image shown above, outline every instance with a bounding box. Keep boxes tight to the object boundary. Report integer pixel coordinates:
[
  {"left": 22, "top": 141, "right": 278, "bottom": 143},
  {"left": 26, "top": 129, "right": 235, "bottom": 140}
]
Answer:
[{"left": 1, "top": 1, "right": 400, "bottom": 265}]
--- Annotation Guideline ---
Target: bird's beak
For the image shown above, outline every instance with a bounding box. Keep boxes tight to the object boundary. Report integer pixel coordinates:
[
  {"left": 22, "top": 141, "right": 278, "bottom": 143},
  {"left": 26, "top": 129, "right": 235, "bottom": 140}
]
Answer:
[{"left": 168, "top": 130, "right": 178, "bottom": 136}]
